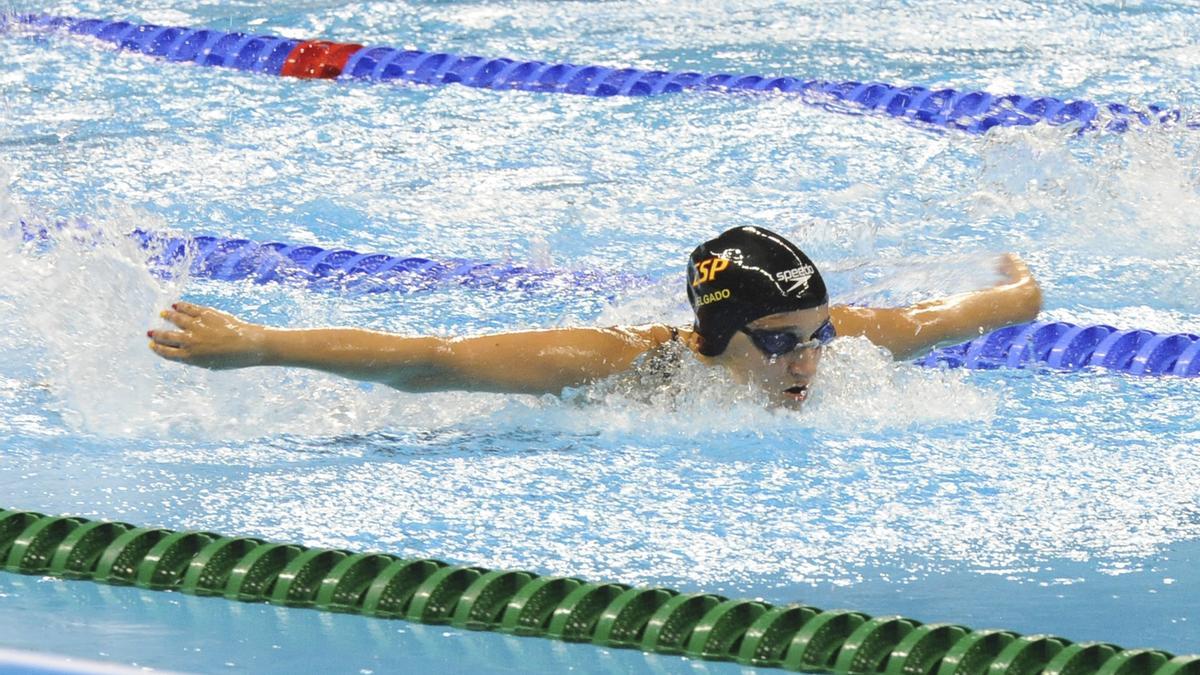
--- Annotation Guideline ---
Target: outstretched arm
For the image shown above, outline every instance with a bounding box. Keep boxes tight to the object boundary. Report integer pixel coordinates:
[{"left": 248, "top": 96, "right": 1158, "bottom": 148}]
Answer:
[
  {"left": 148, "top": 302, "right": 675, "bottom": 395},
  {"left": 830, "top": 253, "right": 1043, "bottom": 360}
]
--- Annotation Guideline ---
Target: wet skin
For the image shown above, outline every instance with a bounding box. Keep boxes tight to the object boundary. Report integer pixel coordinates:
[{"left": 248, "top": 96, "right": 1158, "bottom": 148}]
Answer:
[
  {"left": 149, "top": 303, "right": 830, "bottom": 409},
  {"left": 147, "top": 254, "right": 1042, "bottom": 405},
  {"left": 701, "top": 305, "right": 830, "bottom": 410}
]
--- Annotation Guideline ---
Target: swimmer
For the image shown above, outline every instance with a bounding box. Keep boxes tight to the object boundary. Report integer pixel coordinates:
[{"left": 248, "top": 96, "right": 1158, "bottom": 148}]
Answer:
[{"left": 147, "top": 226, "right": 1042, "bottom": 409}]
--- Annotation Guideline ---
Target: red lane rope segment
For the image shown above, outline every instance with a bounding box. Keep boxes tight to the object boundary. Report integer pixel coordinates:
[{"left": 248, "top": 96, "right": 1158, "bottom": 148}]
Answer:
[{"left": 281, "top": 41, "right": 364, "bottom": 79}]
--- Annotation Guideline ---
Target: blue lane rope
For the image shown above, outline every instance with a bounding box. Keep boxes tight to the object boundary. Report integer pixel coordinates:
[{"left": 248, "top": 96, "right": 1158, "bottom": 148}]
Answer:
[
  {"left": 918, "top": 320, "right": 1200, "bottom": 378},
  {"left": 130, "top": 229, "right": 632, "bottom": 294},
  {"left": 3, "top": 13, "right": 1188, "bottom": 134},
  {"left": 16, "top": 221, "right": 631, "bottom": 294}
]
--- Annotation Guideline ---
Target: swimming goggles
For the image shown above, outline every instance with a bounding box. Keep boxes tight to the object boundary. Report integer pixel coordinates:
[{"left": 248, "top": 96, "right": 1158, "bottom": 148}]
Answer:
[{"left": 740, "top": 318, "right": 836, "bottom": 357}]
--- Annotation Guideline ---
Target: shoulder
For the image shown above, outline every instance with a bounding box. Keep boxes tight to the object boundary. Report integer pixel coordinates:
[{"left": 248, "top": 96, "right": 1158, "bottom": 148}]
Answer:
[{"left": 622, "top": 324, "right": 697, "bottom": 351}]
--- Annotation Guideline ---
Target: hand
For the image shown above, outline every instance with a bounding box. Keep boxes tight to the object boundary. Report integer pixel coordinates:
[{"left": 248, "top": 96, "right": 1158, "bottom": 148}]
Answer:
[
  {"left": 148, "top": 302, "right": 267, "bottom": 370},
  {"left": 996, "top": 252, "right": 1032, "bottom": 285},
  {"left": 996, "top": 252, "right": 1043, "bottom": 316}
]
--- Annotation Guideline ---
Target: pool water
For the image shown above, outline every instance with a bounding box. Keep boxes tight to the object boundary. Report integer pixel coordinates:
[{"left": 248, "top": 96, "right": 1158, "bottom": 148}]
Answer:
[{"left": 1, "top": 1, "right": 1199, "bottom": 671}]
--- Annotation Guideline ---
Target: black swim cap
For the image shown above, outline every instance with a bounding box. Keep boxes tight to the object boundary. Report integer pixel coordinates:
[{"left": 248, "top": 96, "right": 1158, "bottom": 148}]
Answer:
[{"left": 686, "top": 226, "right": 828, "bottom": 357}]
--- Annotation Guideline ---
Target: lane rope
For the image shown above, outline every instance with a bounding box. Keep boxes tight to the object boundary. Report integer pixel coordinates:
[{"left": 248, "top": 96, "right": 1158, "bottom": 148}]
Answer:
[
  {"left": 917, "top": 320, "right": 1200, "bottom": 378},
  {"left": 130, "top": 229, "right": 632, "bottom": 294},
  {"left": 16, "top": 221, "right": 638, "bottom": 295},
  {"left": 3, "top": 14, "right": 1189, "bottom": 134},
  {"left": 2, "top": 508, "right": 1196, "bottom": 674}
]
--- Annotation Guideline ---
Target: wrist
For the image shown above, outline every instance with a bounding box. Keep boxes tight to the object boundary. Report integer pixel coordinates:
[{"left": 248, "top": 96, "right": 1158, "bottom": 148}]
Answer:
[{"left": 250, "top": 325, "right": 276, "bottom": 366}]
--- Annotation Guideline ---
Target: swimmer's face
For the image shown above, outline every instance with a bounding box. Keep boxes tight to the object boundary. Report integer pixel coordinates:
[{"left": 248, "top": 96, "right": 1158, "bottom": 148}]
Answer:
[{"left": 707, "top": 305, "right": 833, "bottom": 410}]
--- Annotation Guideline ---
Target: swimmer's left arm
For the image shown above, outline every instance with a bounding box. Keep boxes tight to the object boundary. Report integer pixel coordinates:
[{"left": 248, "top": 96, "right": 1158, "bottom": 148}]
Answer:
[{"left": 830, "top": 253, "right": 1043, "bottom": 360}]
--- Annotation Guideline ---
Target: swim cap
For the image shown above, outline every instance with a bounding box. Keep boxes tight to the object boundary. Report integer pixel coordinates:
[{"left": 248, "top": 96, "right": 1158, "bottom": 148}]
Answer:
[{"left": 686, "top": 226, "right": 828, "bottom": 357}]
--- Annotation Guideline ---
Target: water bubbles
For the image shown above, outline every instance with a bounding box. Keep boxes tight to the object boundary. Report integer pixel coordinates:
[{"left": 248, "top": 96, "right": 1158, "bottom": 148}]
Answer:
[{"left": 806, "top": 336, "right": 998, "bottom": 431}]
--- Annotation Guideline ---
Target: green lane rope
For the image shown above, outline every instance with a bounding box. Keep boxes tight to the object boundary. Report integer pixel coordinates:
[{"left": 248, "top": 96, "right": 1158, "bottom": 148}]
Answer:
[{"left": 2, "top": 508, "right": 1197, "bottom": 674}]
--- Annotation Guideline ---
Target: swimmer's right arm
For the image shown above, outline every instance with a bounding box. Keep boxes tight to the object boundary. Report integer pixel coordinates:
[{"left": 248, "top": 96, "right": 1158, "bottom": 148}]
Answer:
[
  {"left": 830, "top": 252, "right": 1043, "bottom": 360},
  {"left": 148, "top": 302, "right": 676, "bottom": 395}
]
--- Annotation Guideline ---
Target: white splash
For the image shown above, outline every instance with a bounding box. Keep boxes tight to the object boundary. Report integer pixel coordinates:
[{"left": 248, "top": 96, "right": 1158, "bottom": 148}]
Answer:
[
  {"left": 805, "top": 336, "right": 998, "bottom": 430},
  {"left": 971, "top": 124, "right": 1200, "bottom": 258}
]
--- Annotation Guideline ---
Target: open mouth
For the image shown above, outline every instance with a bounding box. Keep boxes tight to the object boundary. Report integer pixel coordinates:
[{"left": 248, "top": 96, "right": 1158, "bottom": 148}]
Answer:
[{"left": 783, "top": 385, "right": 809, "bottom": 401}]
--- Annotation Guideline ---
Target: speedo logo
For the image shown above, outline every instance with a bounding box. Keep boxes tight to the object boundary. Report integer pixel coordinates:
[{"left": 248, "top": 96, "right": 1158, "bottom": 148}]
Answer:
[
  {"left": 691, "top": 257, "right": 731, "bottom": 286},
  {"left": 776, "top": 264, "right": 815, "bottom": 294},
  {"left": 697, "top": 288, "right": 731, "bottom": 306}
]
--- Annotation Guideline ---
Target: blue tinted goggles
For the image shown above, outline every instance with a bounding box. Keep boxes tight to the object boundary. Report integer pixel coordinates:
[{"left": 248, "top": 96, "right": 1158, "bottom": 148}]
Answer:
[{"left": 740, "top": 318, "right": 836, "bottom": 357}]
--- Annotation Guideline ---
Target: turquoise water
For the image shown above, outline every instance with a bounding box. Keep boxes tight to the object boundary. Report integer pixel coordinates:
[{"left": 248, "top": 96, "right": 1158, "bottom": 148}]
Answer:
[{"left": 1, "top": 1, "right": 1199, "bottom": 671}]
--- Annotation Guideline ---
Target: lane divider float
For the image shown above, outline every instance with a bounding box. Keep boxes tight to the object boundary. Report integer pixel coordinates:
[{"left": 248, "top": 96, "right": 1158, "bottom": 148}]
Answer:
[
  {"left": 131, "top": 229, "right": 633, "bottom": 294},
  {"left": 15, "top": 221, "right": 637, "bottom": 295},
  {"left": 918, "top": 320, "right": 1200, "bottom": 378},
  {"left": 3, "top": 14, "right": 1187, "bottom": 134},
  {"left": 1, "top": 508, "right": 1196, "bottom": 674}
]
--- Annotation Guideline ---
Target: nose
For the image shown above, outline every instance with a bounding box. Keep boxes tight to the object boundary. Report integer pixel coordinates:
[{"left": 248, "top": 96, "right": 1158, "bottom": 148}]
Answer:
[{"left": 786, "top": 348, "right": 820, "bottom": 378}]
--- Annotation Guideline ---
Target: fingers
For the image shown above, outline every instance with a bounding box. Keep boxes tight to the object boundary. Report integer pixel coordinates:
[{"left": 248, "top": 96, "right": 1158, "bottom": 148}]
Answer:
[
  {"left": 148, "top": 340, "right": 189, "bottom": 361},
  {"left": 149, "top": 329, "right": 188, "bottom": 348},
  {"left": 159, "top": 308, "right": 195, "bottom": 329},
  {"left": 996, "top": 253, "right": 1028, "bottom": 283},
  {"left": 172, "top": 301, "right": 204, "bottom": 317},
  {"left": 159, "top": 300, "right": 218, "bottom": 327},
  {"left": 149, "top": 302, "right": 208, "bottom": 363}
]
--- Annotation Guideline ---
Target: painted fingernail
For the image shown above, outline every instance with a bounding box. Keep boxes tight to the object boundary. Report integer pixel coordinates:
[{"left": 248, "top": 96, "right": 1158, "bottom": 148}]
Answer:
[
  {"left": 147, "top": 330, "right": 154, "bottom": 337},
  {"left": 172, "top": 303, "right": 178, "bottom": 310}
]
